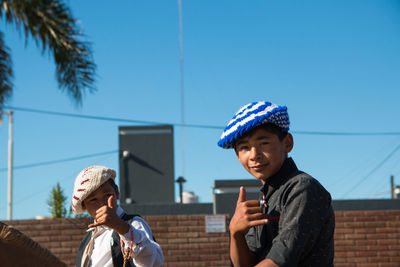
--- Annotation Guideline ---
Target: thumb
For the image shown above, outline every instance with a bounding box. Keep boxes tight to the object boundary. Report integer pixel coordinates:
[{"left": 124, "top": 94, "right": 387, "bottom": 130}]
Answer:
[
  {"left": 108, "top": 195, "right": 117, "bottom": 209},
  {"left": 237, "top": 186, "right": 246, "bottom": 203}
]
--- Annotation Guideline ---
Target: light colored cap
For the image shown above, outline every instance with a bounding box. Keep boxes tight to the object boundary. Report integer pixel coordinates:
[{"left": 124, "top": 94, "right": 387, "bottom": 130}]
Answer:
[{"left": 71, "top": 166, "right": 116, "bottom": 214}]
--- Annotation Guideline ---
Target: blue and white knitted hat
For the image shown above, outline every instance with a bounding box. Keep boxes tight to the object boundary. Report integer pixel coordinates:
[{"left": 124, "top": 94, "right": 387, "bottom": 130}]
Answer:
[{"left": 217, "top": 101, "right": 290, "bottom": 149}]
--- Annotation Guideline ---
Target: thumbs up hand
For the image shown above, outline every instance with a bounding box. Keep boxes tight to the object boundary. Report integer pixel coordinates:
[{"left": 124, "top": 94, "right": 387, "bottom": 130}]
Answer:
[
  {"left": 88, "top": 195, "right": 130, "bottom": 235},
  {"left": 229, "top": 186, "right": 268, "bottom": 236}
]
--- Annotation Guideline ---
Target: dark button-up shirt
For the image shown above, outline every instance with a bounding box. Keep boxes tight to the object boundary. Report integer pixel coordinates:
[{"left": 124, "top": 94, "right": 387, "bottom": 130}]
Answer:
[{"left": 245, "top": 158, "right": 335, "bottom": 267}]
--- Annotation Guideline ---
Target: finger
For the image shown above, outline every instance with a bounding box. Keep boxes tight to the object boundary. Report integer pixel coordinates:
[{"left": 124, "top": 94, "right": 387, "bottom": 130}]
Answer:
[
  {"left": 244, "top": 200, "right": 262, "bottom": 207},
  {"left": 237, "top": 186, "right": 247, "bottom": 203},
  {"left": 95, "top": 206, "right": 106, "bottom": 217},
  {"left": 246, "top": 213, "right": 269, "bottom": 221},
  {"left": 243, "top": 206, "right": 263, "bottom": 214},
  {"left": 88, "top": 221, "right": 104, "bottom": 228},
  {"left": 108, "top": 195, "right": 116, "bottom": 209},
  {"left": 247, "top": 218, "right": 269, "bottom": 228}
]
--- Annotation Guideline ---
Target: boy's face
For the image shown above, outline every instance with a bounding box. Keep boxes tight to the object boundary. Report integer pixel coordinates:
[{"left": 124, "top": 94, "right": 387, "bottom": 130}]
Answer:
[
  {"left": 82, "top": 181, "right": 119, "bottom": 218},
  {"left": 235, "top": 127, "right": 293, "bottom": 184}
]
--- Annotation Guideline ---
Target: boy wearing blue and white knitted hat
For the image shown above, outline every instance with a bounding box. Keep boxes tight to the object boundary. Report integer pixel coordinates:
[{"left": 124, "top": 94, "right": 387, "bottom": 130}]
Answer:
[{"left": 218, "top": 101, "right": 334, "bottom": 267}]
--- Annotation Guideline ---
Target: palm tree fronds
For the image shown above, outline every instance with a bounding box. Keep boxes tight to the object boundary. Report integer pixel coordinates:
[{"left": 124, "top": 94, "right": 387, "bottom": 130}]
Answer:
[
  {"left": 1, "top": 0, "right": 96, "bottom": 105},
  {"left": 0, "top": 31, "right": 13, "bottom": 108}
]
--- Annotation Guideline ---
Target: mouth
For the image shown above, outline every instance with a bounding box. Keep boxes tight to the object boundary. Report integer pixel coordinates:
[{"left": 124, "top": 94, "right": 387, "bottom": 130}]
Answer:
[{"left": 250, "top": 164, "right": 267, "bottom": 172}]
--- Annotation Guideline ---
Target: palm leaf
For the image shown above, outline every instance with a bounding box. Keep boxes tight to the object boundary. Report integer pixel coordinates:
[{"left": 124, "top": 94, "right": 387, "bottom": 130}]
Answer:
[
  {"left": 0, "top": 31, "right": 13, "bottom": 108},
  {"left": 0, "top": 0, "right": 96, "bottom": 105}
]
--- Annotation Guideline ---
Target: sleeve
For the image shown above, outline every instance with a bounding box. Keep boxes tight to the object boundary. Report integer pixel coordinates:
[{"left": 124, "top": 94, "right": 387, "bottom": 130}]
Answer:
[
  {"left": 119, "top": 216, "right": 164, "bottom": 267},
  {"left": 266, "top": 177, "right": 332, "bottom": 267}
]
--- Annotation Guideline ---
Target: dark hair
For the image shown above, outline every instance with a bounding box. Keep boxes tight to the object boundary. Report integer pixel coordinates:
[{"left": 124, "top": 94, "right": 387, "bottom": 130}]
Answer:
[
  {"left": 106, "top": 179, "right": 118, "bottom": 191},
  {"left": 234, "top": 123, "right": 288, "bottom": 149},
  {"left": 259, "top": 123, "right": 288, "bottom": 141}
]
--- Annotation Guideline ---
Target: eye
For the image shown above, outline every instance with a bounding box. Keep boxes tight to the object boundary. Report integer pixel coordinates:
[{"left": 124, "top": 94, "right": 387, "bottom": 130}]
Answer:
[
  {"left": 90, "top": 198, "right": 97, "bottom": 202},
  {"left": 237, "top": 145, "right": 250, "bottom": 151}
]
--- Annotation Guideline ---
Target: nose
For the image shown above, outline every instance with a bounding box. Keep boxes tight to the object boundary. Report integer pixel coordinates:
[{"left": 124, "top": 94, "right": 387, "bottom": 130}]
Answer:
[
  {"left": 249, "top": 146, "right": 261, "bottom": 161},
  {"left": 98, "top": 197, "right": 108, "bottom": 207}
]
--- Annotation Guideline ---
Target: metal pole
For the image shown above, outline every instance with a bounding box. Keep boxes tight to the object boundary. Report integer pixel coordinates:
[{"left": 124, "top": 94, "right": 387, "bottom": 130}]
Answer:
[
  {"left": 390, "top": 175, "right": 394, "bottom": 199},
  {"left": 179, "top": 182, "right": 183, "bottom": 203},
  {"left": 176, "top": 176, "right": 186, "bottom": 203},
  {"left": 178, "top": 0, "right": 186, "bottom": 179},
  {"left": 7, "top": 110, "right": 13, "bottom": 220}
]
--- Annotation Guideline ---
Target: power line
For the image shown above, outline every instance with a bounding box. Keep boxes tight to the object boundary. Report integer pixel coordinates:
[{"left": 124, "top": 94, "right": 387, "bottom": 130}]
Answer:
[
  {"left": 341, "top": 143, "right": 400, "bottom": 198},
  {"left": 0, "top": 150, "right": 118, "bottom": 172},
  {"left": 2, "top": 105, "right": 223, "bottom": 129},
  {"left": 3, "top": 105, "right": 400, "bottom": 135},
  {"left": 293, "top": 131, "right": 400, "bottom": 136}
]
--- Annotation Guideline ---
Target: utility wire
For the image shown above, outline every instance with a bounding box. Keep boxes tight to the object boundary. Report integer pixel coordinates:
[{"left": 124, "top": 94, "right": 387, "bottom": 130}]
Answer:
[
  {"left": 0, "top": 150, "right": 118, "bottom": 172},
  {"left": 293, "top": 131, "right": 400, "bottom": 136},
  {"left": 3, "top": 105, "right": 223, "bottom": 129},
  {"left": 341, "top": 143, "right": 400, "bottom": 198},
  {"left": 3, "top": 105, "right": 400, "bottom": 135}
]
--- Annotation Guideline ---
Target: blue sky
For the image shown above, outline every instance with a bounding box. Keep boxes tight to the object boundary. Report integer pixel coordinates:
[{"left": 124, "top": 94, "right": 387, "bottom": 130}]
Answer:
[{"left": 1, "top": 0, "right": 400, "bottom": 220}]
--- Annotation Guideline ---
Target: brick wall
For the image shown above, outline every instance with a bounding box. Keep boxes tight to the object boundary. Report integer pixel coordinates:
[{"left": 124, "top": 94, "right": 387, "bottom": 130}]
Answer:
[
  {"left": 3, "top": 214, "right": 230, "bottom": 267},
  {"left": 2, "top": 210, "right": 400, "bottom": 266},
  {"left": 334, "top": 210, "right": 400, "bottom": 267}
]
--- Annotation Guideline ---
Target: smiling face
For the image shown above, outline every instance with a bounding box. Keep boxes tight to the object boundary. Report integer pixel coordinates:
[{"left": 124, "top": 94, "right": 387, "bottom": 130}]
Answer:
[
  {"left": 82, "top": 180, "right": 119, "bottom": 218},
  {"left": 235, "top": 127, "right": 293, "bottom": 184}
]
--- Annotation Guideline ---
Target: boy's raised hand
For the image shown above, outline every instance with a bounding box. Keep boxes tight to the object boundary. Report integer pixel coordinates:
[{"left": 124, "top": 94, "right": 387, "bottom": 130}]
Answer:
[
  {"left": 229, "top": 186, "right": 268, "bottom": 236},
  {"left": 88, "top": 195, "right": 130, "bottom": 234}
]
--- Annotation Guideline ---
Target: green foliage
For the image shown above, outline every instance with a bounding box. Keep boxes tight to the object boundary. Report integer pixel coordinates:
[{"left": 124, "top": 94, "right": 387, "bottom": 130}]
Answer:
[
  {"left": 0, "top": 0, "right": 96, "bottom": 110},
  {"left": 47, "top": 182, "right": 67, "bottom": 218}
]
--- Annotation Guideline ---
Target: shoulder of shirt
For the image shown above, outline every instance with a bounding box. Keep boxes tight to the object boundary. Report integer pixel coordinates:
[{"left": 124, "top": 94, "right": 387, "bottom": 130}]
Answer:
[
  {"left": 128, "top": 215, "right": 150, "bottom": 226},
  {"left": 285, "top": 171, "right": 330, "bottom": 193}
]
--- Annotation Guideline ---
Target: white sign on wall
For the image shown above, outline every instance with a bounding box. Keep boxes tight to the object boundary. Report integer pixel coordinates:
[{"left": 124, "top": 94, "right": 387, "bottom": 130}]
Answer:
[{"left": 205, "top": 215, "right": 226, "bottom": 233}]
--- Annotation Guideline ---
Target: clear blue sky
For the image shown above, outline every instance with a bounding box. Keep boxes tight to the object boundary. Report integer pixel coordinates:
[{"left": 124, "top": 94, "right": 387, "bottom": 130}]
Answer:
[{"left": 1, "top": 0, "right": 400, "bottom": 220}]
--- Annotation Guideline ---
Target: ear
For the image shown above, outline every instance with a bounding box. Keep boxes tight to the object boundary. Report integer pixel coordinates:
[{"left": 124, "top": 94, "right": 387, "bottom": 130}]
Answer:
[
  {"left": 283, "top": 133, "right": 294, "bottom": 153},
  {"left": 114, "top": 185, "right": 120, "bottom": 200}
]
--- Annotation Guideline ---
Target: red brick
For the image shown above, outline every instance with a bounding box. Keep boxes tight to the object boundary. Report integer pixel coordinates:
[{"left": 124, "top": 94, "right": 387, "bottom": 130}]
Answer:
[
  {"left": 381, "top": 264, "right": 400, "bottom": 267},
  {"left": 5, "top": 211, "right": 400, "bottom": 267},
  {"left": 335, "top": 228, "right": 354, "bottom": 234},
  {"left": 377, "top": 227, "right": 399, "bottom": 233},
  {"left": 365, "top": 221, "right": 386, "bottom": 227},
  {"left": 377, "top": 239, "right": 398, "bottom": 246},
  {"left": 379, "top": 250, "right": 400, "bottom": 257},
  {"left": 354, "top": 227, "right": 375, "bottom": 234},
  {"left": 335, "top": 240, "right": 355, "bottom": 246},
  {"left": 355, "top": 239, "right": 377, "bottom": 246},
  {"left": 369, "top": 257, "right": 390, "bottom": 263},
  {"left": 344, "top": 233, "right": 366, "bottom": 240},
  {"left": 344, "top": 222, "right": 364, "bottom": 228},
  {"left": 355, "top": 251, "right": 377, "bottom": 257}
]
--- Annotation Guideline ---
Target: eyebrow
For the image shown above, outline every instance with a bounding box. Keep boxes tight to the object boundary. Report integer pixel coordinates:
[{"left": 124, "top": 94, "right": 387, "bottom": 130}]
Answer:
[
  {"left": 255, "top": 135, "right": 272, "bottom": 141},
  {"left": 235, "top": 139, "right": 248, "bottom": 146}
]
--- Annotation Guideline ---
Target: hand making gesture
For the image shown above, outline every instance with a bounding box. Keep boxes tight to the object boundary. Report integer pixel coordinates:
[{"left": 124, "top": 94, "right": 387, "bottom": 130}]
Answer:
[
  {"left": 229, "top": 186, "right": 269, "bottom": 236},
  {"left": 88, "top": 194, "right": 130, "bottom": 235}
]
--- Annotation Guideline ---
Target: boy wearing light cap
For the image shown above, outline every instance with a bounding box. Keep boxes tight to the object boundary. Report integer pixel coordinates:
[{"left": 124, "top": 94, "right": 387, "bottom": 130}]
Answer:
[
  {"left": 218, "top": 101, "right": 334, "bottom": 267},
  {"left": 71, "top": 166, "right": 163, "bottom": 267}
]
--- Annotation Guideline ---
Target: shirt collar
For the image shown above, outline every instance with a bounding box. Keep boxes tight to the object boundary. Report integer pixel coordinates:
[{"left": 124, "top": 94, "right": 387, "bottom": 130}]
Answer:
[
  {"left": 261, "top": 157, "right": 298, "bottom": 194},
  {"left": 116, "top": 206, "right": 125, "bottom": 218}
]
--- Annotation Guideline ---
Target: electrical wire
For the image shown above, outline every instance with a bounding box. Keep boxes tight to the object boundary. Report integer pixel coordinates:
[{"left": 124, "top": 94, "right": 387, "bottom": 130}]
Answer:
[
  {"left": 341, "top": 143, "right": 400, "bottom": 198},
  {"left": 0, "top": 150, "right": 119, "bottom": 213},
  {"left": 2, "top": 105, "right": 223, "bottom": 129},
  {"left": 326, "top": 137, "right": 398, "bottom": 189},
  {"left": 0, "top": 150, "right": 118, "bottom": 172},
  {"left": 3, "top": 105, "right": 400, "bottom": 135}
]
